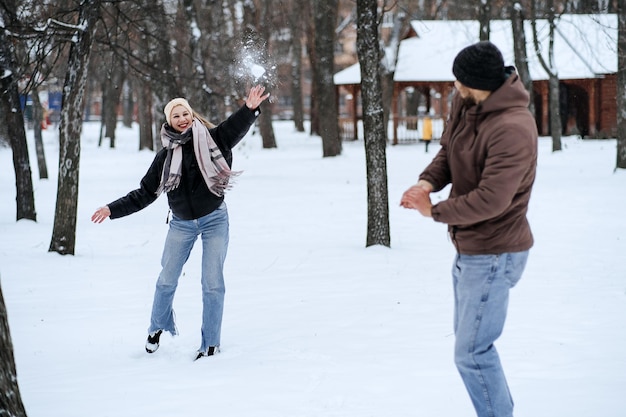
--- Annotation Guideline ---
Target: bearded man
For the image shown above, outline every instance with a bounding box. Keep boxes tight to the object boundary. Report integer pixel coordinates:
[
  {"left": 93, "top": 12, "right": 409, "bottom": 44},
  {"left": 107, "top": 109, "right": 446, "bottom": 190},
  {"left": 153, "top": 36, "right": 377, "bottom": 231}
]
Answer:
[{"left": 401, "top": 41, "right": 538, "bottom": 417}]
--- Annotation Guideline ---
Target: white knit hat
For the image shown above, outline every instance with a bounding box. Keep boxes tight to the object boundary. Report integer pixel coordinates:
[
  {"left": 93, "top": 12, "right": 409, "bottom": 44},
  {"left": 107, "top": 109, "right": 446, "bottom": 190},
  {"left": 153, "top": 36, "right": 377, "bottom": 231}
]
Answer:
[{"left": 164, "top": 98, "right": 194, "bottom": 126}]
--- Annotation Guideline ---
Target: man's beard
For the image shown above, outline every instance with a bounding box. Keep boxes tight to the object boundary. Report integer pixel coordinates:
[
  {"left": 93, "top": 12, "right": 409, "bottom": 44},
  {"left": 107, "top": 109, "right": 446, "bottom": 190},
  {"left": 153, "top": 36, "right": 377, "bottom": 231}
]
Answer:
[{"left": 461, "top": 95, "right": 478, "bottom": 107}]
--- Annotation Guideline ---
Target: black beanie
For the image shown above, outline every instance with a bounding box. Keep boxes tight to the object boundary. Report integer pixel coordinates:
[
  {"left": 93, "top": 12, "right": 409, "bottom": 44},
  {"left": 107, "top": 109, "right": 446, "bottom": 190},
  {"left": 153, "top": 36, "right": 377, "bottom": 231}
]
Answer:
[{"left": 452, "top": 41, "right": 506, "bottom": 91}]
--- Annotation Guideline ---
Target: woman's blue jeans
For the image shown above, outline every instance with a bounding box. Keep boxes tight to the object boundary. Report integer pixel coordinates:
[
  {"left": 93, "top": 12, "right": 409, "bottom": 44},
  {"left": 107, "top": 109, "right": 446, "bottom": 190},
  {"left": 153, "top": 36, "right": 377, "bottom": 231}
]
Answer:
[
  {"left": 452, "top": 251, "right": 529, "bottom": 417},
  {"left": 148, "top": 202, "right": 229, "bottom": 351}
]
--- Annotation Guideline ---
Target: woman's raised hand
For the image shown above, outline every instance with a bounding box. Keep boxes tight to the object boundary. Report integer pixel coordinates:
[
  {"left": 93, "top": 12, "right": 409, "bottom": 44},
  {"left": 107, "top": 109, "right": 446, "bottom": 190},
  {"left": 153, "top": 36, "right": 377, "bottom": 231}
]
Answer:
[{"left": 245, "top": 85, "right": 270, "bottom": 110}]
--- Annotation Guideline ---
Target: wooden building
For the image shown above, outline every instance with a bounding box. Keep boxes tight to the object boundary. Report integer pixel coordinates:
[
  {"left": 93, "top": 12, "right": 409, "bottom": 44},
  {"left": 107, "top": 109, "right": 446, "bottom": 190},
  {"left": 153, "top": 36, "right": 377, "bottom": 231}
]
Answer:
[{"left": 334, "top": 14, "right": 618, "bottom": 144}]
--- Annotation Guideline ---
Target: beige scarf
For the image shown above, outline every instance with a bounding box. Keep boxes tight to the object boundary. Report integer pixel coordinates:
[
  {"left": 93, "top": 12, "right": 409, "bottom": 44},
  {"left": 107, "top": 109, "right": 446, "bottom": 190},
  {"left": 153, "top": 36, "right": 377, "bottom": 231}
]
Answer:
[{"left": 157, "top": 119, "right": 241, "bottom": 197}]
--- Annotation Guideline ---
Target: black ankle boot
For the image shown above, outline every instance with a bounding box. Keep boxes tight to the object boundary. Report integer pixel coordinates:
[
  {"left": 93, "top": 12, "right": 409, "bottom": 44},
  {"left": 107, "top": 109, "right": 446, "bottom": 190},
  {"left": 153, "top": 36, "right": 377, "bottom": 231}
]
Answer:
[
  {"left": 145, "top": 330, "right": 163, "bottom": 353},
  {"left": 194, "top": 346, "right": 219, "bottom": 360}
]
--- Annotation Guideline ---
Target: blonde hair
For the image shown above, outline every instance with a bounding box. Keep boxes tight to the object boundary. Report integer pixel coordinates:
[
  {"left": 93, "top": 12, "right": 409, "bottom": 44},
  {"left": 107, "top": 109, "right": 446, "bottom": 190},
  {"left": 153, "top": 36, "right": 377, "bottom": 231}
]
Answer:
[{"left": 193, "top": 111, "right": 216, "bottom": 129}]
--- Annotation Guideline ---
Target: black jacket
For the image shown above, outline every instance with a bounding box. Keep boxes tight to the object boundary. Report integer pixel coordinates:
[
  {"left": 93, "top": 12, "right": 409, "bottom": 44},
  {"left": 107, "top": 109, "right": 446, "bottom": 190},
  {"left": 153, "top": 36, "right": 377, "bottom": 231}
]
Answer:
[{"left": 108, "top": 105, "right": 259, "bottom": 220}]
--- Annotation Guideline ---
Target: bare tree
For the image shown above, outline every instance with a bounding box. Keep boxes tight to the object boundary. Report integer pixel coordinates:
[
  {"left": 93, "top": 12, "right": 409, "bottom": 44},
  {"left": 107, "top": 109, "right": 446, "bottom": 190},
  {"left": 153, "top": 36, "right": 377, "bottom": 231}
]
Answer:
[
  {"left": 31, "top": 85, "right": 49, "bottom": 179},
  {"left": 356, "top": 0, "right": 390, "bottom": 247},
  {"left": 181, "top": 0, "right": 213, "bottom": 113},
  {"left": 380, "top": 1, "right": 419, "bottom": 139},
  {"left": 256, "top": 0, "right": 277, "bottom": 148},
  {"left": 92, "top": 0, "right": 180, "bottom": 149},
  {"left": 96, "top": 2, "right": 128, "bottom": 148},
  {"left": 0, "top": 2, "right": 36, "bottom": 222},
  {"left": 136, "top": 75, "right": 154, "bottom": 150},
  {"left": 122, "top": 78, "right": 134, "bottom": 128},
  {"left": 304, "top": 0, "right": 319, "bottom": 136},
  {"left": 49, "top": 0, "right": 102, "bottom": 255},
  {"left": 135, "top": 0, "right": 178, "bottom": 141},
  {"left": 288, "top": 0, "right": 305, "bottom": 132},
  {"left": 100, "top": 52, "right": 126, "bottom": 148},
  {"left": 617, "top": 0, "right": 626, "bottom": 169},
  {"left": 126, "top": 3, "right": 158, "bottom": 151},
  {"left": 510, "top": 1, "right": 536, "bottom": 115},
  {"left": 479, "top": 0, "right": 493, "bottom": 40},
  {"left": 0, "top": 282, "right": 28, "bottom": 417},
  {"left": 314, "top": 0, "right": 341, "bottom": 157},
  {"left": 99, "top": 0, "right": 161, "bottom": 151},
  {"left": 85, "top": 0, "right": 180, "bottom": 145},
  {"left": 238, "top": 0, "right": 276, "bottom": 148},
  {"left": 531, "top": 0, "right": 562, "bottom": 151}
]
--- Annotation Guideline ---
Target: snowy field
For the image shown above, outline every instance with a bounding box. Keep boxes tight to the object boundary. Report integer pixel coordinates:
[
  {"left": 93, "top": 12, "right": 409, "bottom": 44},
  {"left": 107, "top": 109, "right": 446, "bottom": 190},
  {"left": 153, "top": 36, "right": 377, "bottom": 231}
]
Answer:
[{"left": 1, "top": 120, "right": 625, "bottom": 417}]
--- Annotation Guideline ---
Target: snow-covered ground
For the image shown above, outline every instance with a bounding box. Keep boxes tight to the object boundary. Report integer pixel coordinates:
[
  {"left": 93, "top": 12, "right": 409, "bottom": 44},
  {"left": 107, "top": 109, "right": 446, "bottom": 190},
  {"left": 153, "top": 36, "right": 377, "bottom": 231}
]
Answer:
[{"left": 1, "top": 121, "right": 625, "bottom": 416}]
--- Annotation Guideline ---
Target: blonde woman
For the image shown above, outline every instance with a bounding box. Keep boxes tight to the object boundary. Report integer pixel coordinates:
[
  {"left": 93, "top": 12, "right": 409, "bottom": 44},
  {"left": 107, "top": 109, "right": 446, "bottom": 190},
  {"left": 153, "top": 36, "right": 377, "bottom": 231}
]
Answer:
[{"left": 92, "top": 85, "right": 269, "bottom": 360}]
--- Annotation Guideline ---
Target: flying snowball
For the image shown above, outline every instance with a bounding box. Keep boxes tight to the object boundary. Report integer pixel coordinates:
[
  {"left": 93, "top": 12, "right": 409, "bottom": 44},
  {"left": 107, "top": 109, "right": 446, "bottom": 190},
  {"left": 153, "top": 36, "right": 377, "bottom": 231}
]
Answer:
[{"left": 250, "top": 63, "right": 266, "bottom": 80}]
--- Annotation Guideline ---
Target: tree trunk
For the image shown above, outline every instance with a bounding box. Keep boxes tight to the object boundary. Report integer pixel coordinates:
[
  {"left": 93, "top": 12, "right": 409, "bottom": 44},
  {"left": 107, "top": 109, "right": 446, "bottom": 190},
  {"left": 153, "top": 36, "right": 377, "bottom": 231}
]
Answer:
[
  {"left": 131, "top": 0, "right": 173, "bottom": 149},
  {"left": 0, "top": 118, "right": 8, "bottom": 148},
  {"left": 305, "top": 0, "right": 319, "bottom": 136},
  {"left": 617, "top": 0, "right": 626, "bottom": 169},
  {"left": 381, "top": 72, "right": 393, "bottom": 139},
  {"left": 102, "top": 53, "right": 125, "bottom": 148},
  {"left": 122, "top": 78, "right": 134, "bottom": 128},
  {"left": 0, "top": 12, "right": 37, "bottom": 222},
  {"left": 478, "top": 0, "right": 492, "bottom": 40},
  {"left": 49, "top": 0, "right": 102, "bottom": 255},
  {"left": 0, "top": 283, "right": 28, "bottom": 417},
  {"left": 381, "top": 5, "right": 417, "bottom": 142},
  {"left": 258, "top": 0, "right": 277, "bottom": 148},
  {"left": 258, "top": 101, "right": 276, "bottom": 148},
  {"left": 288, "top": 0, "right": 305, "bottom": 132},
  {"left": 356, "top": 0, "right": 390, "bottom": 248},
  {"left": 314, "top": 0, "right": 341, "bottom": 157},
  {"left": 136, "top": 78, "right": 154, "bottom": 151},
  {"left": 548, "top": 74, "right": 562, "bottom": 151},
  {"left": 531, "top": 0, "right": 562, "bottom": 151},
  {"left": 509, "top": 0, "right": 535, "bottom": 116},
  {"left": 239, "top": 0, "right": 277, "bottom": 148},
  {"left": 31, "top": 86, "right": 49, "bottom": 179}
]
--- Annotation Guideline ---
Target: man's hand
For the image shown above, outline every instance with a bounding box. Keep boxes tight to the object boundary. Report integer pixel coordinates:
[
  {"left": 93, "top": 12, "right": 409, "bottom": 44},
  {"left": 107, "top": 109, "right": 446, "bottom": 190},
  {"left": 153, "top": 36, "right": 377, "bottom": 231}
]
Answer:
[{"left": 400, "top": 182, "right": 433, "bottom": 217}]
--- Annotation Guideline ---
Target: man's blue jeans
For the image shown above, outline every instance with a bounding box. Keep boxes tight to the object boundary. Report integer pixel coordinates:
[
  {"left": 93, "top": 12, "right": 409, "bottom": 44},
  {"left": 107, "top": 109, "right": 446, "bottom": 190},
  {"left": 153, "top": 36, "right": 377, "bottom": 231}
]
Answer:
[
  {"left": 452, "top": 251, "right": 529, "bottom": 417},
  {"left": 148, "top": 202, "right": 229, "bottom": 351}
]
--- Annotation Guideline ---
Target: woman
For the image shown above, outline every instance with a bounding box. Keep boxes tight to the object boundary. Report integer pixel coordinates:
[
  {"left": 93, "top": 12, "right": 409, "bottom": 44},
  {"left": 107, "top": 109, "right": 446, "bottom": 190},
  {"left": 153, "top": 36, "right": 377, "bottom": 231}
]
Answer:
[{"left": 91, "top": 85, "right": 269, "bottom": 360}]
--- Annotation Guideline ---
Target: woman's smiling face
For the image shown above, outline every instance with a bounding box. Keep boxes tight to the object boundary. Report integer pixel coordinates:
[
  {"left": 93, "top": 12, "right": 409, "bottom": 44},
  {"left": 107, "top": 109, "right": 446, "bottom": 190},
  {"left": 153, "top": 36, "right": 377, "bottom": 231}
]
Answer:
[{"left": 169, "top": 105, "right": 193, "bottom": 132}]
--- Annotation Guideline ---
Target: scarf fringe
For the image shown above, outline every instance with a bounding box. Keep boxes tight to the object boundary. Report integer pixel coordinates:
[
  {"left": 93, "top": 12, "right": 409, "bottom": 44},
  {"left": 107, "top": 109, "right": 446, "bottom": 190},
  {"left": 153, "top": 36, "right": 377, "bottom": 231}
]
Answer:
[
  {"left": 156, "top": 173, "right": 182, "bottom": 195},
  {"left": 209, "top": 170, "right": 242, "bottom": 197}
]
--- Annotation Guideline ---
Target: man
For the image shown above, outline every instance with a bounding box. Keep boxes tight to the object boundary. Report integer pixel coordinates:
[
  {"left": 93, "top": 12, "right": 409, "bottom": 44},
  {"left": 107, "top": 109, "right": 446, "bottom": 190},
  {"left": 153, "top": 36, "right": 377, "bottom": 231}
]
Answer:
[{"left": 400, "top": 41, "right": 538, "bottom": 417}]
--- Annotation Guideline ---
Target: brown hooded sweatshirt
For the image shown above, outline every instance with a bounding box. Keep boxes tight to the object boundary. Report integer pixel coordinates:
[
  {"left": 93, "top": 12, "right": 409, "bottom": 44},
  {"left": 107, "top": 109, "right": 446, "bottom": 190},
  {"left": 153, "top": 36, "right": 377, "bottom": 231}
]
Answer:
[{"left": 419, "top": 70, "right": 538, "bottom": 255}]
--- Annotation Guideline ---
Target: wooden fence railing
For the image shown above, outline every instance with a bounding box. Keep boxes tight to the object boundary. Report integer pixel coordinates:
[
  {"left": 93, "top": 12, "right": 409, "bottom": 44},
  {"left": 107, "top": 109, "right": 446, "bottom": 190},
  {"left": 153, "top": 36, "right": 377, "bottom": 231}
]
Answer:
[{"left": 339, "top": 116, "right": 444, "bottom": 144}]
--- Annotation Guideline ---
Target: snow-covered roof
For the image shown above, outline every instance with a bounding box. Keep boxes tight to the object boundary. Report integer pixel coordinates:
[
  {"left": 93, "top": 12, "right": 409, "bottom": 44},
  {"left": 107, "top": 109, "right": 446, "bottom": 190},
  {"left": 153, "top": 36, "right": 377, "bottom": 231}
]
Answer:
[
  {"left": 334, "top": 62, "right": 362, "bottom": 85},
  {"left": 335, "top": 14, "right": 617, "bottom": 85}
]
